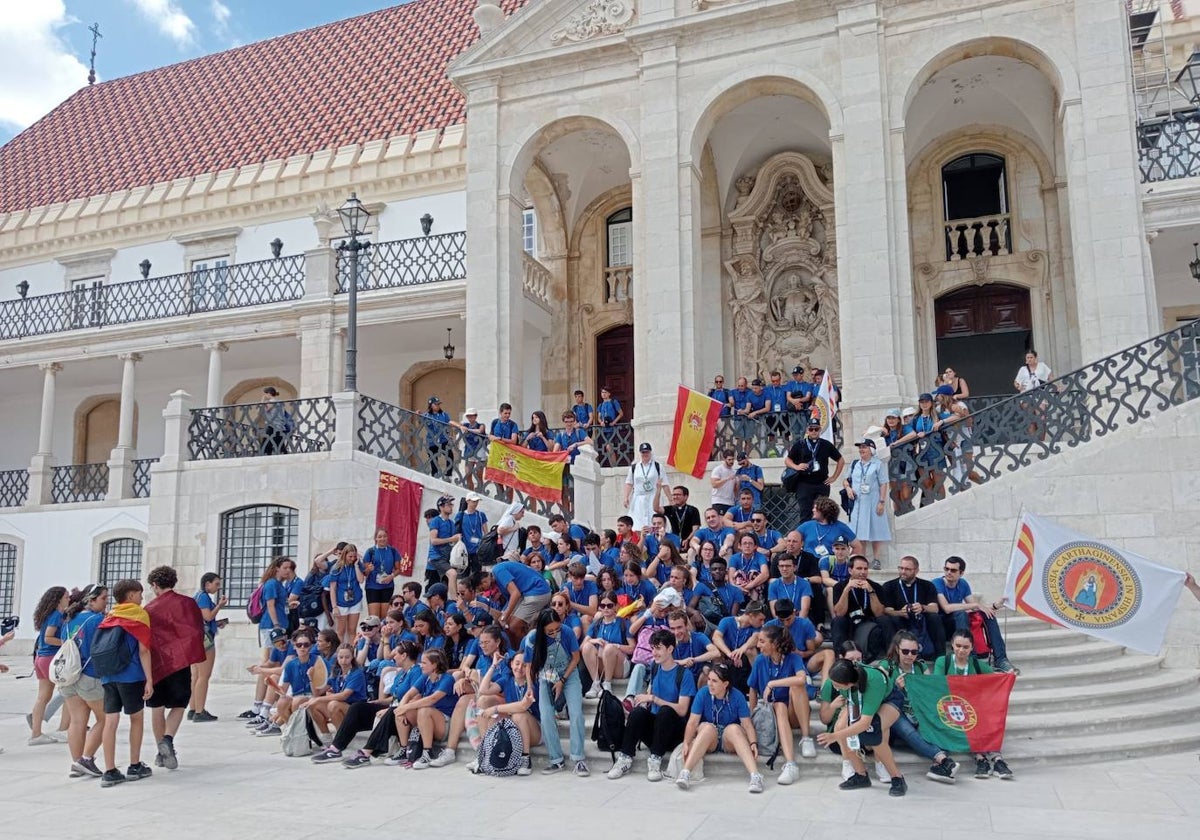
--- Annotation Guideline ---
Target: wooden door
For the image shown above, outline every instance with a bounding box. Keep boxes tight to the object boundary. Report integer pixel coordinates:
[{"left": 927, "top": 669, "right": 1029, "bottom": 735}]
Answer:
[
  {"left": 935, "top": 283, "right": 1032, "bottom": 396},
  {"left": 596, "top": 325, "right": 634, "bottom": 419}
]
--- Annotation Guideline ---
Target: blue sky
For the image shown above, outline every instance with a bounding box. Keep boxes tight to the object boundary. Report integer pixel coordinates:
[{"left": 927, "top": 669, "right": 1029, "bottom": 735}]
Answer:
[{"left": 0, "top": 1, "right": 408, "bottom": 145}]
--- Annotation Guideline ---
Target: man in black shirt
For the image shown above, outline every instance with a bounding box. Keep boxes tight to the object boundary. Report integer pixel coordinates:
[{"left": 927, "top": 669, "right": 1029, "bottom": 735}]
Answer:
[
  {"left": 784, "top": 420, "right": 843, "bottom": 523},
  {"left": 831, "top": 555, "right": 886, "bottom": 660},
  {"left": 663, "top": 485, "right": 702, "bottom": 543},
  {"left": 879, "top": 555, "right": 944, "bottom": 657}
]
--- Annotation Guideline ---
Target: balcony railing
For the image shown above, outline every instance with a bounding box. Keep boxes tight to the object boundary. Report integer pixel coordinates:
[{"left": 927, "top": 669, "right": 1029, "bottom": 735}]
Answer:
[
  {"left": 889, "top": 318, "right": 1200, "bottom": 514},
  {"left": 0, "top": 469, "right": 28, "bottom": 508},
  {"left": 522, "top": 253, "right": 552, "bottom": 307},
  {"left": 132, "top": 457, "right": 159, "bottom": 499},
  {"left": 0, "top": 255, "right": 306, "bottom": 341},
  {"left": 944, "top": 213, "right": 1012, "bottom": 261},
  {"left": 707, "top": 413, "right": 844, "bottom": 461},
  {"left": 1137, "top": 113, "right": 1200, "bottom": 183},
  {"left": 603, "top": 265, "right": 632, "bottom": 303},
  {"left": 51, "top": 463, "right": 109, "bottom": 504},
  {"left": 336, "top": 231, "right": 466, "bottom": 293},
  {"left": 187, "top": 398, "right": 336, "bottom": 460},
  {"left": 356, "top": 394, "right": 572, "bottom": 518}
]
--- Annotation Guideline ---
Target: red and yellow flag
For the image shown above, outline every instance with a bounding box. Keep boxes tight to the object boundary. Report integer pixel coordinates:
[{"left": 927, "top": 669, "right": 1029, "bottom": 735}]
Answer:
[
  {"left": 98, "top": 602, "right": 152, "bottom": 649},
  {"left": 484, "top": 441, "right": 569, "bottom": 504},
  {"left": 377, "top": 471, "right": 422, "bottom": 578},
  {"left": 668, "top": 385, "right": 723, "bottom": 478}
]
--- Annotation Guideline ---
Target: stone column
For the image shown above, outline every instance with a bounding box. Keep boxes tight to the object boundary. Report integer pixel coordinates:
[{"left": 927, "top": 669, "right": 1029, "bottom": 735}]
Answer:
[
  {"left": 331, "top": 390, "right": 360, "bottom": 459},
  {"left": 27, "top": 362, "right": 62, "bottom": 505},
  {"left": 108, "top": 353, "right": 142, "bottom": 499},
  {"left": 831, "top": 0, "right": 909, "bottom": 437},
  {"left": 145, "top": 390, "right": 193, "bottom": 573},
  {"left": 568, "top": 447, "right": 604, "bottom": 533},
  {"left": 298, "top": 315, "right": 338, "bottom": 397},
  {"left": 203, "top": 342, "right": 227, "bottom": 407}
]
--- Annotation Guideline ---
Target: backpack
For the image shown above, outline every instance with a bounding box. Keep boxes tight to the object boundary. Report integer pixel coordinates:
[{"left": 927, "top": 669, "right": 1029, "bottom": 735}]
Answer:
[
  {"left": 449, "top": 540, "right": 469, "bottom": 572},
  {"left": 280, "top": 708, "right": 320, "bottom": 757},
  {"left": 90, "top": 625, "right": 133, "bottom": 677},
  {"left": 476, "top": 717, "right": 525, "bottom": 777},
  {"left": 664, "top": 742, "right": 704, "bottom": 782},
  {"left": 405, "top": 727, "right": 423, "bottom": 763},
  {"left": 591, "top": 688, "right": 627, "bottom": 763},
  {"left": 297, "top": 571, "right": 328, "bottom": 620},
  {"left": 751, "top": 702, "right": 781, "bottom": 770},
  {"left": 631, "top": 624, "right": 656, "bottom": 666},
  {"left": 477, "top": 528, "right": 501, "bottom": 567},
  {"left": 937, "top": 653, "right": 983, "bottom": 675},
  {"left": 246, "top": 582, "right": 267, "bottom": 623},
  {"left": 49, "top": 626, "right": 84, "bottom": 687},
  {"left": 968, "top": 611, "right": 992, "bottom": 656}
]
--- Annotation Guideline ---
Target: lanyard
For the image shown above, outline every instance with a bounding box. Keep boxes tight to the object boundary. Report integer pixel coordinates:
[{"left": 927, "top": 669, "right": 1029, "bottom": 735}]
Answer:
[{"left": 779, "top": 578, "right": 801, "bottom": 604}]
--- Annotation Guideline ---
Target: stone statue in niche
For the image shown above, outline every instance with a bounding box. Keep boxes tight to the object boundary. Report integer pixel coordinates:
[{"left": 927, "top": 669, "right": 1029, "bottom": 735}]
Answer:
[
  {"left": 725, "top": 255, "right": 770, "bottom": 375},
  {"left": 770, "top": 271, "right": 819, "bottom": 330}
]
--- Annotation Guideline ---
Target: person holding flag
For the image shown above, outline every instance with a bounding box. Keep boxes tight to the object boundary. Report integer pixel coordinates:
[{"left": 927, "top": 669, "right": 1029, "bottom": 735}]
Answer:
[{"left": 815, "top": 657, "right": 908, "bottom": 797}]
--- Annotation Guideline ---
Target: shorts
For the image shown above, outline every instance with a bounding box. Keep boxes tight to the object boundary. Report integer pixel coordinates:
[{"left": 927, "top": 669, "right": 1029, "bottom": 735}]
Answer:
[
  {"left": 825, "top": 714, "right": 884, "bottom": 753},
  {"left": 513, "top": 592, "right": 552, "bottom": 624},
  {"left": 365, "top": 587, "right": 394, "bottom": 605},
  {"left": 147, "top": 667, "right": 193, "bottom": 709},
  {"left": 334, "top": 601, "right": 363, "bottom": 617},
  {"left": 60, "top": 673, "right": 104, "bottom": 703},
  {"left": 103, "top": 680, "right": 146, "bottom": 715},
  {"left": 883, "top": 687, "right": 907, "bottom": 711},
  {"left": 34, "top": 654, "right": 54, "bottom": 681}
]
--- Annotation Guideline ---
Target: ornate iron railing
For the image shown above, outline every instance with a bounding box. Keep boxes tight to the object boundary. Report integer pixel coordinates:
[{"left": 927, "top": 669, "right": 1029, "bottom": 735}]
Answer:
[
  {"left": 1137, "top": 113, "right": 1200, "bottom": 183},
  {"left": 889, "top": 319, "right": 1200, "bottom": 514},
  {"left": 760, "top": 484, "right": 803, "bottom": 534},
  {"left": 0, "top": 469, "right": 28, "bottom": 507},
  {"left": 0, "top": 255, "right": 306, "bottom": 341},
  {"left": 336, "top": 231, "right": 466, "bottom": 293},
  {"left": 188, "top": 398, "right": 336, "bottom": 460},
  {"left": 132, "top": 458, "right": 159, "bottom": 499},
  {"left": 51, "top": 463, "right": 109, "bottom": 503},
  {"left": 356, "top": 395, "right": 571, "bottom": 519},
  {"left": 707, "top": 413, "right": 844, "bottom": 462}
]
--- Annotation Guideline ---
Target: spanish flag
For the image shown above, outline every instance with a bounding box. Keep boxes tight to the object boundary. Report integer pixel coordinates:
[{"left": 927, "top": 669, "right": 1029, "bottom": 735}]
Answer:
[
  {"left": 98, "top": 601, "right": 152, "bottom": 649},
  {"left": 668, "top": 385, "right": 723, "bottom": 478},
  {"left": 484, "top": 441, "right": 569, "bottom": 504}
]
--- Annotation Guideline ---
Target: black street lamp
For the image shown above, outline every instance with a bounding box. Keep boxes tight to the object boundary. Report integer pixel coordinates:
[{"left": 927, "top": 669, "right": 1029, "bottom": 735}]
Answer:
[
  {"left": 336, "top": 193, "right": 372, "bottom": 392},
  {"left": 1190, "top": 243, "right": 1200, "bottom": 282},
  {"left": 420, "top": 213, "right": 434, "bottom": 236},
  {"left": 270, "top": 238, "right": 284, "bottom": 259},
  {"left": 138, "top": 259, "right": 152, "bottom": 279},
  {"left": 443, "top": 327, "right": 455, "bottom": 360},
  {"left": 16, "top": 280, "right": 29, "bottom": 299}
]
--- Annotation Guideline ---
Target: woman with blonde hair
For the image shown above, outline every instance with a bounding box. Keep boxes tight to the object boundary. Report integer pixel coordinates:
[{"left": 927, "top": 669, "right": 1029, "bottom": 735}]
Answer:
[{"left": 328, "top": 543, "right": 365, "bottom": 642}]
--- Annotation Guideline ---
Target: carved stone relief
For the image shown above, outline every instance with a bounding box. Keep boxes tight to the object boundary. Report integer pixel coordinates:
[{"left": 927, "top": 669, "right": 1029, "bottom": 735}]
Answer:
[
  {"left": 551, "top": 0, "right": 636, "bottom": 44},
  {"left": 725, "top": 152, "right": 838, "bottom": 379}
]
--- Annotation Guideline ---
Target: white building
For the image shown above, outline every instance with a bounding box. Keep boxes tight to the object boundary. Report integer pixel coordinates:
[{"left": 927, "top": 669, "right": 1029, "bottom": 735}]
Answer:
[{"left": 1, "top": 0, "right": 1199, "bottom": 672}]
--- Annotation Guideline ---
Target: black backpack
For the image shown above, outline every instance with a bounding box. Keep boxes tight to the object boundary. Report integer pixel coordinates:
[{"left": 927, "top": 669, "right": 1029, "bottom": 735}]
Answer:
[
  {"left": 90, "top": 625, "right": 133, "bottom": 677},
  {"left": 297, "top": 570, "right": 329, "bottom": 619},
  {"left": 591, "top": 688, "right": 627, "bottom": 763},
  {"left": 477, "top": 717, "right": 525, "bottom": 777},
  {"left": 477, "top": 525, "right": 529, "bottom": 567}
]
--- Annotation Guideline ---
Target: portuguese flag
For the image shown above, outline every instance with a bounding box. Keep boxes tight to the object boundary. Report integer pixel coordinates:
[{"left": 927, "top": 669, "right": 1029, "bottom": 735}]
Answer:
[
  {"left": 484, "top": 441, "right": 569, "bottom": 504},
  {"left": 904, "top": 672, "right": 1016, "bottom": 753}
]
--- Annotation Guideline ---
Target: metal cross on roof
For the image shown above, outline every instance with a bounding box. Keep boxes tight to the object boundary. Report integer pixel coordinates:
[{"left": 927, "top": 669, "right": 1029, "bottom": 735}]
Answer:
[{"left": 88, "top": 22, "right": 102, "bottom": 85}]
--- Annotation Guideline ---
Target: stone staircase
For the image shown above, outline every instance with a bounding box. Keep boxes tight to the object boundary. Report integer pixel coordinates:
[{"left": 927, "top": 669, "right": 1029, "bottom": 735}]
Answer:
[{"left": 535, "top": 613, "right": 1200, "bottom": 776}]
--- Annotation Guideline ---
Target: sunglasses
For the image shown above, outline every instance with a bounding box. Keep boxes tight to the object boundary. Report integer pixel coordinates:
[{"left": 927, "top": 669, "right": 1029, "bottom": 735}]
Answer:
[
  {"left": 751, "top": 518, "right": 765, "bottom": 524},
  {"left": 943, "top": 567, "right": 959, "bottom": 572},
  {"left": 360, "top": 624, "right": 378, "bottom": 631},
  {"left": 293, "top": 642, "right": 311, "bottom": 649},
  {"left": 599, "top": 603, "right": 616, "bottom": 609},
  {"left": 899, "top": 648, "right": 920, "bottom": 655}
]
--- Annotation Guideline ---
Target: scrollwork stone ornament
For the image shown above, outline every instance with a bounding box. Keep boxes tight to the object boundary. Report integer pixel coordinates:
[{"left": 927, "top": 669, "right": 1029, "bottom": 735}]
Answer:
[{"left": 551, "top": 0, "right": 636, "bottom": 44}]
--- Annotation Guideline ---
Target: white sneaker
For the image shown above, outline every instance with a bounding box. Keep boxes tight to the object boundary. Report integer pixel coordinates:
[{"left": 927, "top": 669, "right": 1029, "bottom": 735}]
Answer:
[
  {"left": 676, "top": 768, "right": 692, "bottom": 791},
  {"left": 748, "top": 772, "right": 764, "bottom": 793},
  {"left": 466, "top": 760, "right": 479, "bottom": 774},
  {"left": 602, "top": 681, "right": 612, "bottom": 693},
  {"left": 27, "top": 734, "right": 57, "bottom": 746},
  {"left": 778, "top": 761, "right": 800, "bottom": 786},
  {"left": 606, "top": 754, "right": 633, "bottom": 780},
  {"left": 412, "top": 752, "right": 433, "bottom": 770},
  {"left": 800, "top": 737, "right": 817, "bottom": 759},
  {"left": 875, "top": 760, "right": 889, "bottom": 784},
  {"left": 584, "top": 684, "right": 602, "bottom": 700},
  {"left": 429, "top": 748, "right": 456, "bottom": 768},
  {"left": 646, "top": 755, "right": 663, "bottom": 782},
  {"left": 841, "top": 759, "right": 855, "bottom": 780}
]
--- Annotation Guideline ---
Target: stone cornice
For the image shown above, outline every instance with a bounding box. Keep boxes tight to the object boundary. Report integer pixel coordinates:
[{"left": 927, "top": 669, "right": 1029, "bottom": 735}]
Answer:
[
  {"left": 1142, "top": 179, "right": 1200, "bottom": 229},
  {"left": 0, "top": 127, "right": 468, "bottom": 268}
]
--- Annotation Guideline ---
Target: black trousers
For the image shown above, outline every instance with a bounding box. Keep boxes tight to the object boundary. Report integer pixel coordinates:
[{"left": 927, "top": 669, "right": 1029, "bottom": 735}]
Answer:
[
  {"left": 332, "top": 700, "right": 390, "bottom": 752},
  {"left": 792, "top": 482, "right": 830, "bottom": 524},
  {"left": 620, "top": 706, "right": 685, "bottom": 759},
  {"left": 831, "top": 617, "right": 886, "bottom": 661}
]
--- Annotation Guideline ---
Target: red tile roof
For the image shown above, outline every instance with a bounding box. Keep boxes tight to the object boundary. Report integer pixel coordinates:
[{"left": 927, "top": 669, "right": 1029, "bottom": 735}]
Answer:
[{"left": 0, "top": 0, "right": 527, "bottom": 215}]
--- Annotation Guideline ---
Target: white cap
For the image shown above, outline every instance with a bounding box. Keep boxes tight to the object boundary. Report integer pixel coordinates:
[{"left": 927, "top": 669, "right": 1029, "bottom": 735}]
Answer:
[{"left": 901, "top": 406, "right": 918, "bottom": 417}]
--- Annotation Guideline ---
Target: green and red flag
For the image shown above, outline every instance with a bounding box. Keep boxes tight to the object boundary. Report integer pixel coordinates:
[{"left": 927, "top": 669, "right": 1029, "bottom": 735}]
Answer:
[{"left": 904, "top": 672, "right": 1016, "bottom": 753}]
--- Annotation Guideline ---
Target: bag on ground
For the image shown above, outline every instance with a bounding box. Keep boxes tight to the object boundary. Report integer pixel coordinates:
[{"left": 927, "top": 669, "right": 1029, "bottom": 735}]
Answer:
[
  {"left": 664, "top": 743, "right": 705, "bottom": 782},
  {"left": 751, "top": 701, "right": 781, "bottom": 769},
  {"left": 476, "top": 717, "right": 525, "bottom": 777},
  {"left": 591, "top": 688, "right": 627, "bottom": 763},
  {"left": 281, "top": 709, "right": 318, "bottom": 757}
]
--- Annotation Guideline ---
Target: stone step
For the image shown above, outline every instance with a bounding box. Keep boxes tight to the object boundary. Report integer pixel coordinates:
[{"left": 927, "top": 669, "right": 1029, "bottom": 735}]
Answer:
[
  {"left": 1001, "top": 626, "right": 1094, "bottom": 650},
  {"left": 1006, "top": 654, "right": 1167, "bottom": 691},
  {"left": 1002, "top": 717, "right": 1200, "bottom": 764},
  {"left": 1007, "top": 668, "right": 1199, "bottom": 714},
  {"left": 1001, "top": 639, "right": 1125, "bottom": 669},
  {"left": 1005, "top": 690, "right": 1200, "bottom": 737}
]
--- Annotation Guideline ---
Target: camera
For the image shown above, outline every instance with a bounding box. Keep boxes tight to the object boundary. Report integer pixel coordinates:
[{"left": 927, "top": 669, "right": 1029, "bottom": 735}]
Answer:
[{"left": 0, "top": 616, "right": 18, "bottom": 635}]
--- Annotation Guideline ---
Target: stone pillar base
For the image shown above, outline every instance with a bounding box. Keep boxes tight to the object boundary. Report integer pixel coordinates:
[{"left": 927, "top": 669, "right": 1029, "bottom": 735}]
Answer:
[
  {"left": 27, "top": 453, "right": 55, "bottom": 505},
  {"left": 107, "top": 447, "right": 135, "bottom": 501}
]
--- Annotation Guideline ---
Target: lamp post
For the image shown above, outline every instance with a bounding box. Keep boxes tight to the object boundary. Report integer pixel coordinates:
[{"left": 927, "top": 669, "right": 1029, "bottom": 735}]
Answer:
[
  {"left": 443, "top": 327, "right": 455, "bottom": 360},
  {"left": 1176, "top": 51, "right": 1200, "bottom": 107},
  {"left": 336, "top": 193, "right": 372, "bottom": 392},
  {"left": 1190, "top": 243, "right": 1200, "bottom": 283}
]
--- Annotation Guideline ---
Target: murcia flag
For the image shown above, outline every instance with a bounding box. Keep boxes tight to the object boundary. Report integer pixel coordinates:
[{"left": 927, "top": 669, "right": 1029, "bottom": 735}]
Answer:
[
  {"left": 667, "top": 385, "right": 723, "bottom": 478},
  {"left": 905, "top": 672, "right": 1016, "bottom": 753},
  {"left": 813, "top": 371, "right": 838, "bottom": 444},
  {"left": 484, "top": 441, "right": 569, "bottom": 504},
  {"left": 1004, "top": 512, "right": 1186, "bottom": 654},
  {"left": 377, "top": 471, "right": 422, "bottom": 577}
]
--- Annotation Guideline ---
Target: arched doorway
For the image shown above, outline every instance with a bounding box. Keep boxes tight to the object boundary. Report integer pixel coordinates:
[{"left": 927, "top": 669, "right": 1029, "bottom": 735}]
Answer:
[
  {"left": 408, "top": 365, "right": 466, "bottom": 419},
  {"left": 935, "top": 283, "right": 1032, "bottom": 395},
  {"left": 73, "top": 395, "right": 136, "bottom": 465},
  {"left": 596, "top": 324, "right": 634, "bottom": 420}
]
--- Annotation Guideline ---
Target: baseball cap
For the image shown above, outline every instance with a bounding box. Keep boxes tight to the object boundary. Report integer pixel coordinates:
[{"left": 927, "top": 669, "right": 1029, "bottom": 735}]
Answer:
[
  {"left": 463, "top": 407, "right": 478, "bottom": 416},
  {"left": 854, "top": 439, "right": 877, "bottom": 449},
  {"left": 465, "top": 492, "right": 481, "bottom": 502},
  {"left": 652, "top": 589, "right": 682, "bottom": 608},
  {"left": 361, "top": 615, "right": 382, "bottom": 628},
  {"left": 884, "top": 407, "right": 901, "bottom": 418},
  {"left": 807, "top": 419, "right": 821, "bottom": 428},
  {"left": 427, "top": 582, "right": 449, "bottom": 600},
  {"left": 428, "top": 395, "right": 442, "bottom": 405},
  {"left": 933, "top": 384, "right": 954, "bottom": 397},
  {"left": 638, "top": 442, "right": 652, "bottom": 452},
  {"left": 737, "top": 451, "right": 749, "bottom": 461},
  {"left": 918, "top": 392, "right": 933, "bottom": 402},
  {"left": 901, "top": 406, "right": 917, "bottom": 417},
  {"left": 833, "top": 535, "right": 850, "bottom": 547},
  {"left": 791, "top": 365, "right": 804, "bottom": 374},
  {"left": 437, "top": 494, "right": 454, "bottom": 506},
  {"left": 471, "top": 614, "right": 494, "bottom": 629},
  {"left": 751, "top": 378, "right": 764, "bottom": 386},
  {"left": 269, "top": 628, "right": 288, "bottom": 643}
]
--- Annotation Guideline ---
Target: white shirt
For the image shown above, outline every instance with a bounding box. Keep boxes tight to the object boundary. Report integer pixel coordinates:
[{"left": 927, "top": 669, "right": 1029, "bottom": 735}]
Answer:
[
  {"left": 710, "top": 463, "right": 737, "bottom": 506},
  {"left": 1015, "top": 361, "right": 1052, "bottom": 392}
]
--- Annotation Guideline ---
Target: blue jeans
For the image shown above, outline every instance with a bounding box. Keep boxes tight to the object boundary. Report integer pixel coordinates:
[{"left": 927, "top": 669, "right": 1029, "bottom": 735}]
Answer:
[
  {"left": 539, "top": 671, "right": 585, "bottom": 764},
  {"left": 626, "top": 663, "right": 648, "bottom": 697},
  {"left": 889, "top": 709, "right": 943, "bottom": 761},
  {"left": 947, "top": 611, "right": 1008, "bottom": 661}
]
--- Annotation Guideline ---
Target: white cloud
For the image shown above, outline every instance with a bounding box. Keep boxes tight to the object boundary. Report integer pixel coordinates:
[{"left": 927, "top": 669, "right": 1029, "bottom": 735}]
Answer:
[
  {"left": 210, "top": 0, "right": 232, "bottom": 41},
  {"left": 0, "top": 3, "right": 88, "bottom": 137},
  {"left": 126, "top": 0, "right": 197, "bottom": 47}
]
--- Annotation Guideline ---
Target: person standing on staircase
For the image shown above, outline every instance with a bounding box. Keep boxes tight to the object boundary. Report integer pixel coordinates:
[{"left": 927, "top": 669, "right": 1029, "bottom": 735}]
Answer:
[{"left": 934, "top": 556, "right": 1017, "bottom": 673}]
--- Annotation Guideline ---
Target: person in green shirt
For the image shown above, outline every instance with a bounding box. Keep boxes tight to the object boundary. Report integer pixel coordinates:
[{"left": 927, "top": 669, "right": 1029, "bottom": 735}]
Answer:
[
  {"left": 815, "top": 655, "right": 907, "bottom": 796},
  {"left": 931, "top": 630, "right": 1013, "bottom": 781},
  {"left": 876, "top": 630, "right": 959, "bottom": 783}
]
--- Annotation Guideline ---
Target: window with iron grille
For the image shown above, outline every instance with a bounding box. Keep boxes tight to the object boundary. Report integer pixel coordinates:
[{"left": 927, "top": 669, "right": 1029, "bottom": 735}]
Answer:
[
  {"left": 99, "top": 538, "right": 144, "bottom": 592},
  {"left": 219, "top": 505, "right": 298, "bottom": 607},
  {"left": 0, "top": 542, "right": 16, "bottom": 617}
]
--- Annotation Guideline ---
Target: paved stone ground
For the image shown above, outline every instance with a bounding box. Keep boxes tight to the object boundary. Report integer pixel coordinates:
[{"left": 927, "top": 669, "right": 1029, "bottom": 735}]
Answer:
[{"left": 0, "top": 662, "right": 1197, "bottom": 840}]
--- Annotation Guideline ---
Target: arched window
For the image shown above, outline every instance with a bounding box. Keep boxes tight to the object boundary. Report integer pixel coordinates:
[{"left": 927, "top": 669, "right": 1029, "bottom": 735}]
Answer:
[
  {"left": 606, "top": 207, "right": 632, "bottom": 268},
  {"left": 0, "top": 542, "right": 16, "bottom": 616},
  {"left": 219, "top": 505, "right": 298, "bottom": 607},
  {"left": 99, "top": 538, "right": 144, "bottom": 591},
  {"left": 942, "top": 153, "right": 1011, "bottom": 259}
]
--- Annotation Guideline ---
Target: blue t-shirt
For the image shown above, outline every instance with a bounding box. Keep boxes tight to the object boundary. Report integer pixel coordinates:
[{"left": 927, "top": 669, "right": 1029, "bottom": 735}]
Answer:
[
  {"left": 694, "top": 526, "right": 734, "bottom": 550},
  {"left": 729, "top": 553, "right": 767, "bottom": 580},
  {"left": 68, "top": 610, "right": 104, "bottom": 678},
  {"left": 691, "top": 685, "right": 751, "bottom": 726},
  {"left": 282, "top": 655, "right": 315, "bottom": 695},
  {"left": 818, "top": 557, "right": 850, "bottom": 584},
  {"left": 766, "top": 616, "right": 818, "bottom": 653},
  {"left": 492, "top": 561, "right": 552, "bottom": 597},
  {"left": 258, "top": 578, "right": 287, "bottom": 629},
  {"left": 768, "top": 577, "right": 813, "bottom": 607},
  {"left": 268, "top": 643, "right": 295, "bottom": 667},
  {"left": 730, "top": 388, "right": 751, "bottom": 413},
  {"left": 713, "top": 583, "right": 745, "bottom": 615},
  {"left": 328, "top": 668, "right": 369, "bottom": 703},
  {"left": 587, "top": 617, "right": 629, "bottom": 645},
  {"left": 519, "top": 627, "right": 581, "bottom": 674},
  {"left": 727, "top": 506, "right": 755, "bottom": 526},
  {"left": 755, "top": 529, "right": 783, "bottom": 553},
  {"left": 933, "top": 577, "right": 973, "bottom": 605},
  {"left": 427, "top": 516, "right": 456, "bottom": 563},
  {"left": 649, "top": 663, "right": 697, "bottom": 713},
  {"left": 745, "top": 390, "right": 768, "bottom": 413},
  {"left": 36, "top": 609, "right": 66, "bottom": 658},
  {"left": 100, "top": 630, "right": 145, "bottom": 685},
  {"left": 620, "top": 579, "right": 657, "bottom": 605},
  {"left": 555, "top": 428, "right": 589, "bottom": 463},
  {"left": 708, "top": 387, "right": 732, "bottom": 417},
  {"left": 765, "top": 384, "right": 788, "bottom": 414},
  {"left": 417, "top": 672, "right": 458, "bottom": 717},
  {"left": 682, "top": 583, "right": 712, "bottom": 607},
  {"left": 363, "top": 545, "right": 401, "bottom": 590},
  {"left": 425, "top": 410, "right": 450, "bottom": 446},
  {"left": 330, "top": 564, "right": 362, "bottom": 608},
  {"left": 195, "top": 591, "right": 219, "bottom": 637},
  {"left": 458, "top": 511, "right": 489, "bottom": 553},
  {"left": 461, "top": 420, "right": 486, "bottom": 455},
  {"left": 600, "top": 547, "right": 622, "bottom": 570},
  {"left": 748, "top": 652, "right": 806, "bottom": 704},
  {"left": 673, "top": 631, "right": 713, "bottom": 675},
  {"left": 571, "top": 403, "right": 594, "bottom": 425},
  {"left": 525, "top": 431, "right": 551, "bottom": 452},
  {"left": 561, "top": 579, "right": 598, "bottom": 607},
  {"left": 716, "top": 616, "right": 757, "bottom": 651},
  {"left": 597, "top": 399, "right": 622, "bottom": 424},
  {"left": 797, "top": 520, "right": 856, "bottom": 556},
  {"left": 490, "top": 418, "right": 519, "bottom": 441},
  {"left": 388, "top": 665, "right": 422, "bottom": 701}
]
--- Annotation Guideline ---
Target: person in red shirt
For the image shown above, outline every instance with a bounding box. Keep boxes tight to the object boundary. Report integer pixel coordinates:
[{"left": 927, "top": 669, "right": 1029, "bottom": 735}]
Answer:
[{"left": 145, "top": 566, "right": 206, "bottom": 772}]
